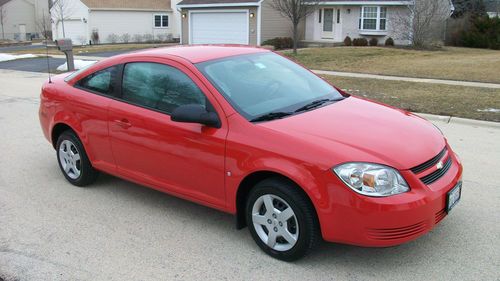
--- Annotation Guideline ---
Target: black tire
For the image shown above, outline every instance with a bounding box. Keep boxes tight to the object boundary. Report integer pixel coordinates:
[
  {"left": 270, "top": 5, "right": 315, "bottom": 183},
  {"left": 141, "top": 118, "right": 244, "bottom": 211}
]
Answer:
[
  {"left": 245, "top": 177, "right": 320, "bottom": 261},
  {"left": 56, "top": 130, "right": 98, "bottom": 187}
]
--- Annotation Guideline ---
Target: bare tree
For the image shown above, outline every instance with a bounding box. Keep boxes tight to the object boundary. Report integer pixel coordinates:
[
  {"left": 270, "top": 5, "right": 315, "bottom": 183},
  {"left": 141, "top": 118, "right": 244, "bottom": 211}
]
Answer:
[
  {"left": 0, "top": 5, "right": 6, "bottom": 40},
  {"left": 267, "top": 0, "right": 319, "bottom": 54},
  {"left": 36, "top": 10, "right": 52, "bottom": 40},
  {"left": 51, "top": 0, "right": 75, "bottom": 38},
  {"left": 393, "top": 0, "right": 453, "bottom": 48}
]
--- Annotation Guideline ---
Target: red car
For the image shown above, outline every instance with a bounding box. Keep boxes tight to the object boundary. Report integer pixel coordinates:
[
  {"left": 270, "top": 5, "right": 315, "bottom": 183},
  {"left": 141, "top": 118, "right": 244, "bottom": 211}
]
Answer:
[{"left": 39, "top": 46, "right": 463, "bottom": 261}]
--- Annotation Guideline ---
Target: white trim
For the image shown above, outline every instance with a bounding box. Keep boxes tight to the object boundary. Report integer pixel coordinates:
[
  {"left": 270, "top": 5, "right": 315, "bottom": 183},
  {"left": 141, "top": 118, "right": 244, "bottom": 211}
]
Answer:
[
  {"left": 359, "top": 6, "right": 387, "bottom": 32},
  {"left": 90, "top": 8, "right": 173, "bottom": 12},
  {"left": 310, "top": 1, "right": 411, "bottom": 5},
  {"left": 178, "top": 2, "right": 259, "bottom": 8},
  {"left": 256, "top": 0, "right": 263, "bottom": 45},
  {"left": 188, "top": 9, "right": 250, "bottom": 45},
  {"left": 153, "top": 14, "right": 169, "bottom": 28}
]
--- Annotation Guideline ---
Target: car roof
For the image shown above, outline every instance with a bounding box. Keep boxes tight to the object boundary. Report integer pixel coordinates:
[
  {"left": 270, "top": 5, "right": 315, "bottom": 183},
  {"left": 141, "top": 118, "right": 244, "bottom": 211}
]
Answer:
[{"left": 126, "top": 45, "right": 270, "bottom": 64}]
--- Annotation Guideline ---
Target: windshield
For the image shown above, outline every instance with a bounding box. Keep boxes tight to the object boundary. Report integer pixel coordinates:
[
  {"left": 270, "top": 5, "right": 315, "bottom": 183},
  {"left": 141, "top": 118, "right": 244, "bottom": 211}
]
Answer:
[{"left": 196, "top": 52, "right": 345, "bottom": 121}]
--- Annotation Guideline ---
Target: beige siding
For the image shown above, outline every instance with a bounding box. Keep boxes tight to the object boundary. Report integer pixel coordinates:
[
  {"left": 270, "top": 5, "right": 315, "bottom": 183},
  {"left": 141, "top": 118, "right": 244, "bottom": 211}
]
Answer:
[
  {"left": 181, "top": 7, "right": 257, "bottom": 45},
  {"left": 260, "top": 0, "right": 305, "bottom": 42}
]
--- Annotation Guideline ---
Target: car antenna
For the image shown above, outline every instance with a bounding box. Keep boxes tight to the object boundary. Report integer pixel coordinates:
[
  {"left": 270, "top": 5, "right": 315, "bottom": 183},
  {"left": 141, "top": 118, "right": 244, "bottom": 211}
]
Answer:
[{"left": 45, "top": 11, "right": 52, "bottom": 83}]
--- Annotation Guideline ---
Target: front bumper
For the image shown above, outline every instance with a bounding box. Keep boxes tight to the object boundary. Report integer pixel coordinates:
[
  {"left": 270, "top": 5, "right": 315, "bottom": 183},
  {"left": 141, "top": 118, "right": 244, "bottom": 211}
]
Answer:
[{"left": 320, "top": 148, "right": 463, "bottom": 247}]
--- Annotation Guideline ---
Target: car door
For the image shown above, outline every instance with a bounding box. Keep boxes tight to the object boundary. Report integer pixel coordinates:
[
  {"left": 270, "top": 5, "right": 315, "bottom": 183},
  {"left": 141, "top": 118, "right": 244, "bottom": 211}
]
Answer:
[
  {"left": 70, "top": 65, "right": 119, "bottom": 173},
  {"left": 107, "top": 59, "right": 227, "bottom": 209}
]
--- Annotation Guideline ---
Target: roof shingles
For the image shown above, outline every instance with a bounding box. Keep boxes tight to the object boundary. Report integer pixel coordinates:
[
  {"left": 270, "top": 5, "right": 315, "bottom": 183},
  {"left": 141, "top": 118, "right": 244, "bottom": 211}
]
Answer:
[{"left": 81, "top": 0, "right": 170, "bottom": 10}]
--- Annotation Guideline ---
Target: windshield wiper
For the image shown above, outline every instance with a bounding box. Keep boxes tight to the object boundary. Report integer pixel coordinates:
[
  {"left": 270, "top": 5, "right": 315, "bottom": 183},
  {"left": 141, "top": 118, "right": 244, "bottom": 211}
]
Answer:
[
  {"left": 294, "top": 97, "right": 345, "bottom": 113},
  {"left": 250, "top": 111, "right": 294, "bottom": 122}
]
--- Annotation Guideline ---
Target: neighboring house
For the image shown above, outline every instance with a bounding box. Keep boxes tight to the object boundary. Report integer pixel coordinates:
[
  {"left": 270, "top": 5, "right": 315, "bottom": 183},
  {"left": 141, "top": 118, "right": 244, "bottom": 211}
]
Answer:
[
  {"left": 305, "top": 0, "right": 414, "bottom": 45},
  {"left": 51, "top": 0, "right": 177, "bottom": 45},
  {"left": 176, "top": 0, "right": 294, "bottom": 45},
  {"left": 485, "top": 0, "right": 499, "bottom": 18},
  {"left": 177, "top": 0, "right": 453, "bottom": 46},
  {"left": 0, "top": 0, "right": 49, "bottom": 41}
]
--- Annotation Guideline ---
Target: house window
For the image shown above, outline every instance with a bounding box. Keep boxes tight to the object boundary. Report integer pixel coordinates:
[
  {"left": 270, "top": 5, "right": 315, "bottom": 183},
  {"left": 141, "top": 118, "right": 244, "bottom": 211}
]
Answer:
[
  {"left": 359, "top": 6, "right": 387, "bottom": 31},
  {"left": 154, "top": 15, "right": 169, "bottom": 28}
]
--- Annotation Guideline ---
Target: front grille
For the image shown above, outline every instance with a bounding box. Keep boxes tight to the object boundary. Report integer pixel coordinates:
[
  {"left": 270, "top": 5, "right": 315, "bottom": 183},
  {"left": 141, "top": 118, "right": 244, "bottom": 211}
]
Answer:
[
  {"left": 411, "top": 147, "right": 447, "bottom": 174},
  {"left": 435, "top": 208, "right": 447, "bottom": 225},
  {"left": 366, "top": 221, "right": 427, "bottom": 241},
  {"left": 420, "top": 157, "right": 452, "bottom": 185}
]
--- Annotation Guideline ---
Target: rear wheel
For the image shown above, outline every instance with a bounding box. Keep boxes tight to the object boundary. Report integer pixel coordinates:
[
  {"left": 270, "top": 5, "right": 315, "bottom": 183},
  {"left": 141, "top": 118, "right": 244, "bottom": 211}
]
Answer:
[
  {"left": 246, "top": 178, "right": 320, "bottom": 261},
  {"left": 56, "top": 130, "right": 98, "bottom": 186}
]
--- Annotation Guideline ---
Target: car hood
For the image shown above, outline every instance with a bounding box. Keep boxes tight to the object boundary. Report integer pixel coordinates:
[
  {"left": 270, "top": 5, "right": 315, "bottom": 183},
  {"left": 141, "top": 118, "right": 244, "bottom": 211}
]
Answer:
[{"left": 259, "top": 97, "right": 445, "bottom": 170}]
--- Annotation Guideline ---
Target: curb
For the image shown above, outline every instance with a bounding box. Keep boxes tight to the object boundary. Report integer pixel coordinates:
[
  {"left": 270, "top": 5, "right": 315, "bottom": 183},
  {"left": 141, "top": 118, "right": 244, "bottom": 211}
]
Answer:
[{"left": 414, "top": 113, "right": 500, "bottom": 129}]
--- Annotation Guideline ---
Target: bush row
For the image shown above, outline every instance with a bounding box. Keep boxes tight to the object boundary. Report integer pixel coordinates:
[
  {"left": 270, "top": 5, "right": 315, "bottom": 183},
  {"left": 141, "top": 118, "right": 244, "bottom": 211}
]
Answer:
[
  {"left": 344, "top": 36, "right": 395, "bottom": 47},
  {"left": 261, "top": 37, "right": 294, "bottom": 50}
]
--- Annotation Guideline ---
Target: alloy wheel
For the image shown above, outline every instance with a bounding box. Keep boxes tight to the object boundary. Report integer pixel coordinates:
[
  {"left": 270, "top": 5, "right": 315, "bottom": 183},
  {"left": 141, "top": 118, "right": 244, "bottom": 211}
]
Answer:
[{"left": 251, "top": 194, "right": 299, "bottom": 251}]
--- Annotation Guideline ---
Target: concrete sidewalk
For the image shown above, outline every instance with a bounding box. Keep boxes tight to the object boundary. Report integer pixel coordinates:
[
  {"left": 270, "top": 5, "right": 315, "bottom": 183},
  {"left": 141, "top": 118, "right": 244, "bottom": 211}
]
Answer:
[{"left": 313, "top": 69, "right": 500, "bottom": 89}]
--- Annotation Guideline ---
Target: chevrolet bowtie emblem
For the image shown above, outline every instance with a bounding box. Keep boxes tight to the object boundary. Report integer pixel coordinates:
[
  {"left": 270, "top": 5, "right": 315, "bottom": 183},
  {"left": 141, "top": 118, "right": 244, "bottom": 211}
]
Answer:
[{"left": 436, "top": 161, "right": 444, "bottom": 169}]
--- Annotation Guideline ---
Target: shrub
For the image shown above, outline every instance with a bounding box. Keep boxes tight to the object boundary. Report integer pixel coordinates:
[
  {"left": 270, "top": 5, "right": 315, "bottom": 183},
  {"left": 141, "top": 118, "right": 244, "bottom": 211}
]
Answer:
[
  {"left": 385, "top": 37, "right": 395, "bottom": 46},
  {"left": 121, "top": 33, "right": 131, "bottom": 43},
  {"left": 91, "top": 29, "right": 99, "bottom": 44},
  {"left": 460, "top": 16, "right": 500, "bottom": 50},
  {"left": 143, "top": 33, "right": 154, "bottom": 43},
  {"left": 352, "top": 38, "right": 368, "bottom": 46},
  {"left": 369, "top": 37, "right": 378, "bottom": 46},
  {"left": 156, "top": 33, "right": 167, "bottom": 42},
  {"left": 132, "top": 34, "right": 142, "bottom": 43},
  {"left": 261, "top": 37, "right": 293, "bottom": 50},
  {"left": 344, "top": 36, "right": 352, "bottom": 46},
  {"left": 107, "top": 33, "right": 119, "bottom": 44}
]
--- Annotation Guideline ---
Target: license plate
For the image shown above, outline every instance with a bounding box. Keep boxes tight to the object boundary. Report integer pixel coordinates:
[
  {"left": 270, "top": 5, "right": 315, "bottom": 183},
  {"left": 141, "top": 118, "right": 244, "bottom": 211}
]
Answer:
[{"left": 446, "top": 181, "right": 462, "bottom": 213}]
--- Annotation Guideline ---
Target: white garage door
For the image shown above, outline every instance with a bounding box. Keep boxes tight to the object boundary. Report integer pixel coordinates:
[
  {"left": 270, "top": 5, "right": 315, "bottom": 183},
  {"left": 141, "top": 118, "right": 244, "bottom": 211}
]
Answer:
[
  {"left": 190, "top": 11, "right": 249, "bottom": 44},
  {"left": 57, "top": 20, "right": 86, "bottom": 45}
]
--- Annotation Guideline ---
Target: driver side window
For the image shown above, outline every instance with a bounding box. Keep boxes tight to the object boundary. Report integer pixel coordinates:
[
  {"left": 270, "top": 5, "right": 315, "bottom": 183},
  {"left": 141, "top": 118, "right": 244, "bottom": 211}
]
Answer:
[{"left": 121, "top": 62, "right": 206, "bottom": 114}]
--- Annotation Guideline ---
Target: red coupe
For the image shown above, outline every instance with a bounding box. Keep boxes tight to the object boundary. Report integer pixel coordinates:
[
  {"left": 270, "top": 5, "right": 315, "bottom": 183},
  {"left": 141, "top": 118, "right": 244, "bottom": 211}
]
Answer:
[{"left": 39, "top": 46, "right": 463, "bottom": 261}]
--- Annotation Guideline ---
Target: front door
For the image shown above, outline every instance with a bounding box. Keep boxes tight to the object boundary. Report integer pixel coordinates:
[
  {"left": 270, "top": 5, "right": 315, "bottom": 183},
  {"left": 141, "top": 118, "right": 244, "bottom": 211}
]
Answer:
[
  {"left": 108, "top": 59, "right": 227, "bottom": 209},
  {"left": 321, "top": 9, "right": 334, "bottom": 39},
  {"left": 19, "top": 24, "right": 26, "bottom": 41}
]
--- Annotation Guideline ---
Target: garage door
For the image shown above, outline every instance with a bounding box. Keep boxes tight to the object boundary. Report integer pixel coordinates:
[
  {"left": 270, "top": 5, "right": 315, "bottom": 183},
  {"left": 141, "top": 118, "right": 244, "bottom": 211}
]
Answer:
[
  {"left": 190, "top": 11, "right": 249, "bottom": 45},
  {"left": 57, "top": 20, "right": 86, "bottom": 45}
]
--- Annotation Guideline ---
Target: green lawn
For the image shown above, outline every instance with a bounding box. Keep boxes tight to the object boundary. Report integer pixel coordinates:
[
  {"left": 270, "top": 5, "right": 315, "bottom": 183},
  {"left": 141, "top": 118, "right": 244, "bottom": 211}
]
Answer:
[
  {"left": 285, "top": 47, "right": 500, "bottom": 84},
  {"left": 324, "top": 75, "right": 500, "bottom": 122}
]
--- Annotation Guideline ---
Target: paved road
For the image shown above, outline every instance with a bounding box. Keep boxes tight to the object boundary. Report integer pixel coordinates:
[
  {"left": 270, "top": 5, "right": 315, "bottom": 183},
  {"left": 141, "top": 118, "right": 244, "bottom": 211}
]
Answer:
[
  {"left": 0, "top": 44, "right": 46, "bottom": 52},
  {"left": 0, "top": 57, "right": 65, "bottom": 73},
  {"left": 0, "top": 70, "right": 499, "bottom": 281}
]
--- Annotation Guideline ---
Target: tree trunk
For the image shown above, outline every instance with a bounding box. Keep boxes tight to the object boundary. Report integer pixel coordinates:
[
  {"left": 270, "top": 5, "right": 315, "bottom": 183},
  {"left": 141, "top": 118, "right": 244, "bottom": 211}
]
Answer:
[{"left": 292, "top": 22, "right": 299, "bottom": 55}]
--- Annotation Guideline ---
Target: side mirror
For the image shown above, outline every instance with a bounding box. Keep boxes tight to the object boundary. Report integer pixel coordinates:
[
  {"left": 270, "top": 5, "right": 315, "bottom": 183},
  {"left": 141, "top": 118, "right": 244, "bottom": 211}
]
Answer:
[{"left": 171, "top": 104, "right": 221, "bottom": 128}]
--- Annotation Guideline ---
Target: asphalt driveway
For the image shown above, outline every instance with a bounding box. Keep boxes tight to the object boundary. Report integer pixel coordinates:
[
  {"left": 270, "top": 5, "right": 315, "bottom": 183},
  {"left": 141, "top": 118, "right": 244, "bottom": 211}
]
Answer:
[{"left": 0, "top": 70, "right": 499, "bottom": 281}]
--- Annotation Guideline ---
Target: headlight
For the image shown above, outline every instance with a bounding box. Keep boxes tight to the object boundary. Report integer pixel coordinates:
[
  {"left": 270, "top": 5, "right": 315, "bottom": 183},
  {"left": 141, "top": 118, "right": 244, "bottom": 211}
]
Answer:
[{"left": 333, "top": 163, "right": 409, "bottom": 197}]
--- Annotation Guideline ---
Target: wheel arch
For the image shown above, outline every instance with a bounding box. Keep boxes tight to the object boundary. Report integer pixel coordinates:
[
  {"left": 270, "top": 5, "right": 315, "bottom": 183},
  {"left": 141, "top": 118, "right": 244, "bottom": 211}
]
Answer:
[
  {"left": 235, "top": 170, "right": 321, "bottom": 232},
  {"left": 51, "top": 122, "right": 77, "bottom": 148}
]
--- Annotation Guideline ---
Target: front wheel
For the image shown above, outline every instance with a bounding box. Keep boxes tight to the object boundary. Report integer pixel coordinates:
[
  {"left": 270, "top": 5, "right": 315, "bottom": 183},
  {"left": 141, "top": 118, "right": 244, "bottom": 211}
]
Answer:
[{"left": 246, "top": 178, "right": 320, "bottom": 261}]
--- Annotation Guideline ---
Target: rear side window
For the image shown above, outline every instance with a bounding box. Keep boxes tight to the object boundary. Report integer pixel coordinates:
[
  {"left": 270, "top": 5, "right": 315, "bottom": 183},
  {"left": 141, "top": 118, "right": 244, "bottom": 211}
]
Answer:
[
  {"left": 121, "top": 62, "right": 206, "bottom": 114},
  {"left": 77, "top": 66, "right": 117, "bottom": 95}
]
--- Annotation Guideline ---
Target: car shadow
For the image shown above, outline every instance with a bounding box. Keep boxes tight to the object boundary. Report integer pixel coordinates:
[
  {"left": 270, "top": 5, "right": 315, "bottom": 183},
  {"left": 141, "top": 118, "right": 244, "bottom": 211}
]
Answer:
[{"left": 91, "top": 172, "right": 451, "bottom": 267}]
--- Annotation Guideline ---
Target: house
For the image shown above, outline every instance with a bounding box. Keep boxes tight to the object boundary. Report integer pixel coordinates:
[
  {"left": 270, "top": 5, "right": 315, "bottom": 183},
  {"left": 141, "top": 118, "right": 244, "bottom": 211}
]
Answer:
[
  {"left": 304, "top": 0, "right": 414, "bottom": 45},
  {"left": 51, "top": 0, "right": 178, "bottom": 45},
  {"left": 485, "top": 0, "right": 499, "bottom": 18},
  {"left": 176, "top": 0, "right": 453, "bottom": 46},
  {"left": 0, "top": 0, "right": 50, "bottom": 41},
  {"left": 176, "top": 0, "right": 293, "bottom": 45}
]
